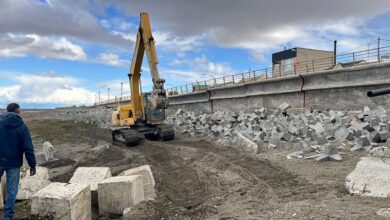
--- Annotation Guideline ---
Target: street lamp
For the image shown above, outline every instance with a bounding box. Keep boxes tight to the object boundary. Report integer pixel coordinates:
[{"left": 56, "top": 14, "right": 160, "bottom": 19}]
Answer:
[
  {"left": 292, "top": 48, "right": 309, "bottom": 73},
  {"left": 120, "top": 82, "right": 123, "bottom": 101}
]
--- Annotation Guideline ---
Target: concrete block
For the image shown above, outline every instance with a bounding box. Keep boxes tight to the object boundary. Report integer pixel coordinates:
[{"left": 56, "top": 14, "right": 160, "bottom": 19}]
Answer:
[
  {"left": 17, "top": 166, "right": 50, "bottom": 200},
  {"left": 235, "top": 132, "right": 259, "bottom": 154},
  {"left": 351, "top": 136, "right": 371, "bottom": 151},
  {"left": 370, "top": 131, "right": 381, "bottom": 143},
  {"left": 69, "top": 167, "right": 112, "bottom": 191},
  {"left": 31, "top": 182, "right": 91, "bottom": 220},
  {"left": 316, "top": 144, "right": 342, "bottom": 162},
  {"left": 309, "top": 122, "right": 325, "bottom": 135},
  {"left": 119, "top": 165, "right": 156, "bottom": 200},
  {"left": 380, "top": 131, "right": 390, "bottom": 142},
  {"left": 334, "top": 127, "right": 354, "bottom": 142},
  {"left": 42, "top": 141, "right": 55, "bottom": 162},
  {"left": 346, "top": 157, "right": 390, "bottom": 197},
  {"left": 278, "top": 102, "right": 290, "bottom": 112},
  {"left": 98, "top": 176, "right": 144, "bottom": 215}
]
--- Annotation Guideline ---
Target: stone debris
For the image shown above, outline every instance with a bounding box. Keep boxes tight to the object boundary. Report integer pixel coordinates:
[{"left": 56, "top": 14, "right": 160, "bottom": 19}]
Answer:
[
  {"left": 346, "top": 157, "right": 390, "bottom": 198},
  {"left": 119, "top": 165, "right": 156, "bottom": 200},
  {"left": 169, "top": 105, "right": 390, "bottom": 162},
  {"left": 17, "top": 166, "right": 50, "bottom": 200},
  {"left": 98, "top": 175, "right": 144, "bottom": 215},
  {"left": 69, "top": 167, "right": 112, "bottom": 191},
  {"left": 42, "top": 141, "right": 55, "bottom": 162},
  {"left": 377, "top": 208, "right": 390, "bottom": 217},
  {"left": 31, "top": 182, "right": 91, "bottom": 220}
]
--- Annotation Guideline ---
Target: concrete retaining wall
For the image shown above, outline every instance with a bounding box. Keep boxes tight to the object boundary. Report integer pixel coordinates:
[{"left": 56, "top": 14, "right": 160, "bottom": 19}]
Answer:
[{"left": 167, "top": 62, "right": 390, "bottom": 115}]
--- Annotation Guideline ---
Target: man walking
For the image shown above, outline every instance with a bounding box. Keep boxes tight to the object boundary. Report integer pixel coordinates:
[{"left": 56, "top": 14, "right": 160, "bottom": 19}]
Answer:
[{"left": 0, "top": 103, "right": 36, "bottom": 220}]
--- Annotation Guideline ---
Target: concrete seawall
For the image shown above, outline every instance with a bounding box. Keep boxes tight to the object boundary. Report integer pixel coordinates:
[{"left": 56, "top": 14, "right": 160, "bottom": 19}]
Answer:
[{"left": 167, "top": 62, "right": 390, "bottom": 115}]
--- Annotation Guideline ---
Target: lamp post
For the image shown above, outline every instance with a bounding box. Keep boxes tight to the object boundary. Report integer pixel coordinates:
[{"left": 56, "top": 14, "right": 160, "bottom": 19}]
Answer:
[{"left": 120, "top": 82, "right": 123, "bottom": 101}]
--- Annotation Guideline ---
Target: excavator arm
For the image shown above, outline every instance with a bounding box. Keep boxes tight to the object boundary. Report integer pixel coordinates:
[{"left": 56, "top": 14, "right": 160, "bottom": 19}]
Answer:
[{"left": 129, "top": 12, "right": 168, "bottom": 122}]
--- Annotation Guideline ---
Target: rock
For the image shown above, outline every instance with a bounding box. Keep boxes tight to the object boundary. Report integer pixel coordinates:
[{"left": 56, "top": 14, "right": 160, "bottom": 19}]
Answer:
[
  {"left": 119, "top": 165, "right": 156, "bottom": 200},
  {"left": 345, "top": 157, "right": 390, "bottom": 197},
  {"left": 31, "top": 182, "right": 91, "bottom": 220},
  {"left": 42, "top": 141, "right": 55, "bottom": 162},
  {"left": 377, "top": 208, "right": 390, "bottom": 217},
  {"left": 17, "top": 166, "right": 50, "bottom": 200},
  {"left": 69, "top": 167, "right": 112, "bottom": 191},
  {"left": 98, "top": 176, "right": 144, "bottom": 215},
  {"left": 86, "top": 144, "right": 110, "bottom": 157},
  {"left": 315, "top": 144, "right": 342, "bottom": 162},
  {"left": 309, "top": 122, "right": 325, "bottom": 135}
]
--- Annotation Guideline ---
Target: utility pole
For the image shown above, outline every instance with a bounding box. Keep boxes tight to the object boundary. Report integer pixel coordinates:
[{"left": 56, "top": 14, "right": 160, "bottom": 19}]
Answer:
[
  {"left": 98, "top": 91, "right": 101, "bottom": 102},
  {"left": 120, "top": 82, "right": 123, "bottom": 100},
  {"left": 107, "top": 88, "right": 110, "bottom": 101}
]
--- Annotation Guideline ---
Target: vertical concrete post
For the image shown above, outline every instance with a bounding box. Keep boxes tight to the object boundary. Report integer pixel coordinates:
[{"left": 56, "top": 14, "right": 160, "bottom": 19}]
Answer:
[{"left": 333, "top": 40, "right": 337, "bottom": 67}]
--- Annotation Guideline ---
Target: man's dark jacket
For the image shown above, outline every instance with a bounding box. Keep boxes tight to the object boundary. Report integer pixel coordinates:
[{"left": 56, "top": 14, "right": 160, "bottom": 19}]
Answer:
[{"left": 0, "top": 112, "right": 36, "bottom": 168}]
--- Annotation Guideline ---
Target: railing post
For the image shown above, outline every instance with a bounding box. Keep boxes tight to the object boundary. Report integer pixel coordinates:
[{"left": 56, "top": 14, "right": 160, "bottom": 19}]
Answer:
[
  {"left": 180, "top": 86, "right": 183, "bottom": 94},
  {"left": 186, "top": 84, "right": 189, "bottom": 93},
  {"left": 312, "top": 60, "right": 315, "bottom": 72},
  {"left": 378, "top": 36, "right": 381, "bottom": 63},
  {"left": 223, "top": 76, "right": 226, "bottom": 85},
  {"left": 266, "top": 69, "right": 268, "bottom": 79},
  {"left": 353, "top": 52, "right": 355, "bottom": 64},
  {"left": 232, "top": 75, "right": 235, "bottom": 84},
  {"left": 241, "top": 73, "right": 244, "bottom": 83},
  {"left": 214, "top": 78, "right": 217, "bottom": 86}
]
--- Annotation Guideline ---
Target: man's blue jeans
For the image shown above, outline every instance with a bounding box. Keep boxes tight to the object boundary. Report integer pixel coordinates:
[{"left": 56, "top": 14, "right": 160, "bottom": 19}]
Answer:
[{"left": 0, "top": 167, "right": 20, "bottom": 220}]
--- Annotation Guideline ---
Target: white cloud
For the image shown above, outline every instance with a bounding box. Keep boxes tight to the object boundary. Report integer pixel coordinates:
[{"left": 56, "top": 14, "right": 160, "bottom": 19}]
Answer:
[
  {"left": 0, "top": 34, "right": 87, "bottom": 61},
  {"left": 0, "top": 72, "right": 95, "bottom": 106},
  {"left": 96, "top": 53, "right": 130, "bottom": 66}
]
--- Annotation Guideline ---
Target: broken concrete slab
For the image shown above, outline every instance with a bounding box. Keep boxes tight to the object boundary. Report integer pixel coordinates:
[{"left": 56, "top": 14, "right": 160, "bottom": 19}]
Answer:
[
  {"left": 69, "top": 167, "right": 112, "bottom": 191},
  {"left": 315, "top": 144, "right": 342, "bottom": 162},
  {"left": 119, "top": 165, "right": 156, "bottom": 200},
  {"left": 17, "top": 166, "right": 50, "bottom": 200},
  {"left": 31, "top": 182, "right": 91, "bottom": 220},
  {"left": 346, "top": 157, "right": 390, "bottom": 197},
  {"left": 98, "top": 175, "right": 144, "bottom": 215}
]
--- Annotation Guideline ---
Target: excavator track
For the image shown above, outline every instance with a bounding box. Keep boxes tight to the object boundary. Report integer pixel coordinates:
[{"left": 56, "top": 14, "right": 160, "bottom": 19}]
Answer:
[
  {"left": 158, "top": 124, "right": 175, "bottom": 141},
  {"left": 112, "top": 128, "right": 141, "bottom": 146}
]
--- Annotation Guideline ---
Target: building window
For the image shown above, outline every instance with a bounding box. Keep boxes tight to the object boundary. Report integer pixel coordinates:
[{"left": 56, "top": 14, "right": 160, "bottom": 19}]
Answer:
[
  {"left": 273, "top": 63, "right": 280, "bottom": 76},
  {"left": 284, "top": 58, "right": 293, "bottom": 73}
]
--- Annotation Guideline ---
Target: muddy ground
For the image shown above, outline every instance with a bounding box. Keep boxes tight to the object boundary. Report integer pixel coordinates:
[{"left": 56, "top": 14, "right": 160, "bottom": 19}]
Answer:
[{"left": 5, "top": 110, "right": 390, "bottom": 219}]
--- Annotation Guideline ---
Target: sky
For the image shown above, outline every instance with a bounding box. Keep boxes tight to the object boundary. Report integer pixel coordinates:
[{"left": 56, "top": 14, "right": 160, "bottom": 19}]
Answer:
[{"left": 1, "top": 0, "right": 390, "bottom": 108}]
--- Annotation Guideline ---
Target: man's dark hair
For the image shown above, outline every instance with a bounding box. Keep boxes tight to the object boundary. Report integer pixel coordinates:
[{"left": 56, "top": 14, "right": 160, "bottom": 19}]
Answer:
[{"left": 7, "top": 103, "right": 20, "bottom": 113}]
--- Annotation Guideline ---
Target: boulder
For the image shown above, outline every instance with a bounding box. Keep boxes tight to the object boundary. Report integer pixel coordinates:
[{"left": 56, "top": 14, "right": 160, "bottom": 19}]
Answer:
[{"left": 346, "top": 157, "right": 390, "bottom": 197}]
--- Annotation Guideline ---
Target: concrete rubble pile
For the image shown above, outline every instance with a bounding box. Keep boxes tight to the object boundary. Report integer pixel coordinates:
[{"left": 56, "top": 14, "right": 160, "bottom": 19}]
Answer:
[
  {"left": 60, "top": 108, "right": 113, "bottom": 129},
  {"left": 168, "top": 104, "right": 390, "bottom": 161}
]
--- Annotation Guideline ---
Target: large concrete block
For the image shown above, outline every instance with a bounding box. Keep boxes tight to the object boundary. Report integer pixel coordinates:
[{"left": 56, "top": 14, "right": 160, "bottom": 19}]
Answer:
[
  {"left": 346, "top": 157, "right": 390, "bottom": 198},
  {"left": 17, "top": 166, "right": 50, "bottom": 200},
  {"left": 31, "top": 182, "right": 91, "bottom": 220},
  {"left": 119, "top": 165, "right": 156, "bottom": 200},
  {"left": 234, "top": 132, "right": 259, "bottom": 154},
  {"left": 98, "top": 175, "right": 144, "bottom": 215},
  {"left": 69, "top": 167, "right": 112, "bottom": 191}
]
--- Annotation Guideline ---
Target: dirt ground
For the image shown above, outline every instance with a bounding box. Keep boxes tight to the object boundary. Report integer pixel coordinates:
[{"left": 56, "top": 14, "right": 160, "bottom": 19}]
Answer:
[{"left": 6, "top": 110, "right": 390, "bottom": 219}]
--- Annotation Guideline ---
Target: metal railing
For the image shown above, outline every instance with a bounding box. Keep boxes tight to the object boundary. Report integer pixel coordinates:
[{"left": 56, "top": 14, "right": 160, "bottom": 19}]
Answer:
[
  {"left": 95, "top": 95, "right": 131, "bottom": 106},
  {"left": 167, "top": 39, "right": 390, "bottom": 96}
]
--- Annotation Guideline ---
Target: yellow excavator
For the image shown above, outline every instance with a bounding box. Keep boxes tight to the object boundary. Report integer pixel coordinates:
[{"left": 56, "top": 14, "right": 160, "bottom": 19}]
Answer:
[{"left": 111, "top": 12, "right": 174, "bottom": 146}]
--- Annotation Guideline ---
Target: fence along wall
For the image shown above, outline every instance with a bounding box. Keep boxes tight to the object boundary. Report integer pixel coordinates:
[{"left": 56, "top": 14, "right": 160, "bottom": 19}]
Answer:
[{"left": 167, "top": 62, "right": 390, "bottom": 115}]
